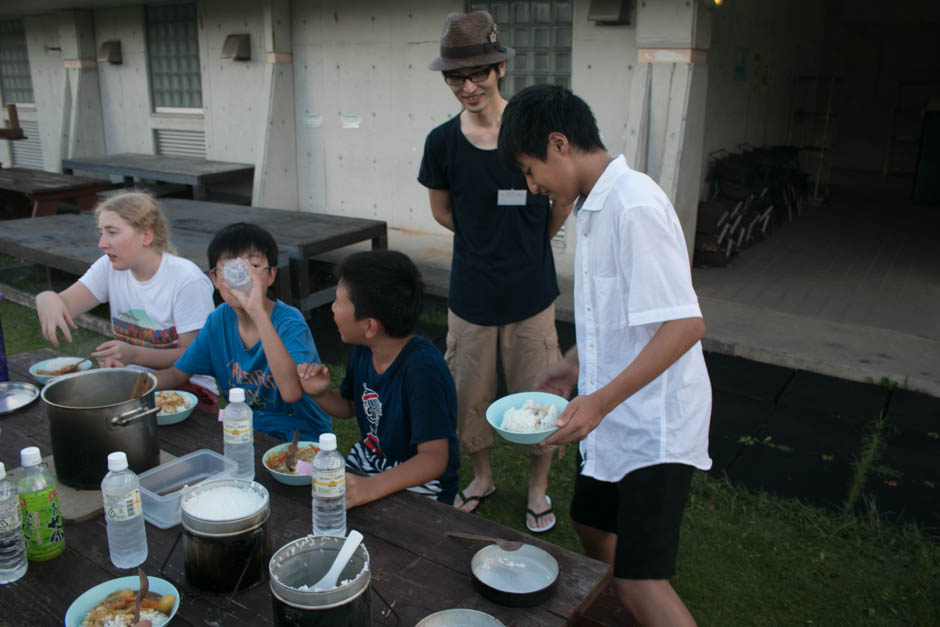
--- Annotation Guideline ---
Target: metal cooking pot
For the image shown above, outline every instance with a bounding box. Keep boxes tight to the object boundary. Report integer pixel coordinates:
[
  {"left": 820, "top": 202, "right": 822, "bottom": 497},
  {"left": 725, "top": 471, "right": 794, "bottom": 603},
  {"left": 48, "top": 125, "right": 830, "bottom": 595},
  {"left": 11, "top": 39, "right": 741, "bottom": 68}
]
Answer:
[
  {"left": 470, "top": 543, "right": 559, "bottom": 607},
  {"left": 40, "top": 368, "right": 159, "bottom": 489}
]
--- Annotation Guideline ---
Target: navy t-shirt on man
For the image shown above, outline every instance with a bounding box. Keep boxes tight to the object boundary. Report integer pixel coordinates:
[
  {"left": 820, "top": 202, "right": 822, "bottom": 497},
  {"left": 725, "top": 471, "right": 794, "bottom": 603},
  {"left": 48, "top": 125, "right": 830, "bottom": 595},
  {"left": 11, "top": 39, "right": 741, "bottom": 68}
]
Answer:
[
  {"left": 418, "top": 114, "right": 559, "bottom": 326},
  {"left": 340, "top": 335, "right": 460, "bottom": 504}
]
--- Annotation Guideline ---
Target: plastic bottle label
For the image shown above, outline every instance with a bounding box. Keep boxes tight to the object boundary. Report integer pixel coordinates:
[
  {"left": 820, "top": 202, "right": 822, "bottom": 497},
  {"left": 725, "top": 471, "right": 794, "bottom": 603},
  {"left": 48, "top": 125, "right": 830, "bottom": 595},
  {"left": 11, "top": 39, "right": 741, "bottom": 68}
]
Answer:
[
  {"left": 0, "top": 508, "right": 22, "bottom": 532},
  {"left": 223, "top": 419, "right": 253, "bottom": 443},
  {"left": 313, "top": 466, "right": 346, "bottom": 498},
  {"left": 18, "top": 487, "right": 65, "bottom": 561},
  {"left": 104, "top": 488, "right": 143, "bottom": 521}
]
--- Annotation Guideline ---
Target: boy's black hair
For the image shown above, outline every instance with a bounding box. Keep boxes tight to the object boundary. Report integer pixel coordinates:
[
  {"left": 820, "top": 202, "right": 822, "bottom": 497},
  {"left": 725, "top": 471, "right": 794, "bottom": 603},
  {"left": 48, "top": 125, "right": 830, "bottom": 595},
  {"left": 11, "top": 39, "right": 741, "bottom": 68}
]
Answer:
[
  {"left": 336, "top": 250, "right": 424, "bottom": 339},
  {"left": 498, "top": 84, "right": 606, "bottom": 172},
  {"left": 208, "top": 222, "right": 279, "bottom": 270}
]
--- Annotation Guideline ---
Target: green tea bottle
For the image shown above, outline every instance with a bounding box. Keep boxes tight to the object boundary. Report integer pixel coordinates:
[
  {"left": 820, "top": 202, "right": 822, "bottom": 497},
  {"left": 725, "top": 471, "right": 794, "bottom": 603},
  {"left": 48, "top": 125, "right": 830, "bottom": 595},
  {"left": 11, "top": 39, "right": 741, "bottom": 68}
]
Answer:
[{"left": 17, "top": 447, "right": 65, "bottom": 561}]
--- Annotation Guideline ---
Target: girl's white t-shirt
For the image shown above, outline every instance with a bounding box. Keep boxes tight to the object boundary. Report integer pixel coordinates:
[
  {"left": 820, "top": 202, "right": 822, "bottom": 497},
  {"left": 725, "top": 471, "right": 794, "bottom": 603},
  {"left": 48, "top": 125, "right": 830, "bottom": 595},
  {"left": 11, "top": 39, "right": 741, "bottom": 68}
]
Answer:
[{"left": 79, "top": 253, "right": 216, "bottom": 392}]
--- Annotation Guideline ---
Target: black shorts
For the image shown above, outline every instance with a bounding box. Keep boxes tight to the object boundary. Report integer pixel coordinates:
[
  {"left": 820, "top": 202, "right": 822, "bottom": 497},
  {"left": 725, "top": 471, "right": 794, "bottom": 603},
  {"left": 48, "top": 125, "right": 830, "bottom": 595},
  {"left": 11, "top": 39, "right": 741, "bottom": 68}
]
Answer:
[{"left": 570, "top": 459, "right": 693, "bottom": 580}]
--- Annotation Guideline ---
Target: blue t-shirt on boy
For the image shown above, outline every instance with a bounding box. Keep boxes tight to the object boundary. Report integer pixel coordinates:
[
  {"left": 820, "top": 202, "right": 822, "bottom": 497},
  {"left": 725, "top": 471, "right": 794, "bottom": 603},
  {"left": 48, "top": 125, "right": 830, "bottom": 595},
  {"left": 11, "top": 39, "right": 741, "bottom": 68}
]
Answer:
[
  {"left": 175, "top": 300, "right": 332, "bottom": 442},
  {"left": 340, "top": 335, "right": 459, "bottom": 505}
]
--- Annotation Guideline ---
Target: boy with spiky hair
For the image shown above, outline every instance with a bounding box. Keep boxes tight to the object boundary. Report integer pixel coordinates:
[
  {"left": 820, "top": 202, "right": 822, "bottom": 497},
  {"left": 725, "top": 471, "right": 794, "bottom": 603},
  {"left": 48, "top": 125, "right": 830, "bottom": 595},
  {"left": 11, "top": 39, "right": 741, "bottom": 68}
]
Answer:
[
  {"left": 297, "top": 250, "right": 459, "bottom": 508},
  {"left": 499, "top": 84, "right": 712, "bottom": 627}
]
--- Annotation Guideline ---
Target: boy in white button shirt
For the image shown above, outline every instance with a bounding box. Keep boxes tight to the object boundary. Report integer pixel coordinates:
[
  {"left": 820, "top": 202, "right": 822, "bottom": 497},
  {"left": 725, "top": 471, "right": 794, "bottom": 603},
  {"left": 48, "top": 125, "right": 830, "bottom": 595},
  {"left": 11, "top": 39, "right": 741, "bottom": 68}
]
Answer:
[{"left": 498, "top": 84, "right": 712, "bottom": 627}]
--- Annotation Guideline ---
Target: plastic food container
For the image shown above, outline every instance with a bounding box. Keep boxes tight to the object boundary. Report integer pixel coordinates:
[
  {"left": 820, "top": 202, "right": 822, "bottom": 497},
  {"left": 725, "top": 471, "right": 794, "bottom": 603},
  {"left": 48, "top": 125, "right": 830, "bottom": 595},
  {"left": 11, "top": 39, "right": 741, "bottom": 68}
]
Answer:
[{"left": 139, "top": 449, "right": 238, "bottom": 529}]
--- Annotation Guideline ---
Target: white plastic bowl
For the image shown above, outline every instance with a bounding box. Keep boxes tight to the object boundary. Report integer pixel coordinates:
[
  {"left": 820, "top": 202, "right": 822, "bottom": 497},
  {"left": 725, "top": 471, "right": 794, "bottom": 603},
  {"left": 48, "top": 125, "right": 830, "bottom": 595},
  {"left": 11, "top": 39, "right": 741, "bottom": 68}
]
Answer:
[{"left": 485, "top": 392, "right": 568, "bottom": 445}]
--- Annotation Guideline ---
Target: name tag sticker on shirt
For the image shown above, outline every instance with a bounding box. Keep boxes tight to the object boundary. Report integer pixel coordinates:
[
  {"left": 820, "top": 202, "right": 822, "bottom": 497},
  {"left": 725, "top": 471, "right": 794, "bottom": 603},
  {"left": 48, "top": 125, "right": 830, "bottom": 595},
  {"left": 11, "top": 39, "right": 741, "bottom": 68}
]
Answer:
[{"left": 497, "top": 189, "right": 527, "bottom": 206}]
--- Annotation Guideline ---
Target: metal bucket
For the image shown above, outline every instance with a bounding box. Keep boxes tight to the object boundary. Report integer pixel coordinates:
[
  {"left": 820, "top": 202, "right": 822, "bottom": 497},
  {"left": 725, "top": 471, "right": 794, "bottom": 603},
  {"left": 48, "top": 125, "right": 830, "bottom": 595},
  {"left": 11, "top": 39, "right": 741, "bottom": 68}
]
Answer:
[
  {"left": 269, "top": 535, "right": 372, "bottom": 626},
  {"left": 181, "top": 478, "right": 271, "bottom": 593},
  {"left": 40, "top": 368, "right": 159, "bottom": 489}
]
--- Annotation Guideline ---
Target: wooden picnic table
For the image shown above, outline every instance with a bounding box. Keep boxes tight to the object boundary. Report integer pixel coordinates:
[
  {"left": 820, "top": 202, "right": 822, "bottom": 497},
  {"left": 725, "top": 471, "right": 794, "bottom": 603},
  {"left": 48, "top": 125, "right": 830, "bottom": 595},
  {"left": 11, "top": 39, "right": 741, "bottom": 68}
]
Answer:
[
  {"left": 62, "top": 153, "right": 254, "bottom": 201},
  {"left": 0, "top": 167, "right": 111, "bottom": 217},
  {"left": 0, "top": 213, "right": 292, "bottom": 303},
  {"left": 0, "top": 349, "right": 612, "bottom": 626},
  {"left": 158, "top": 198, "right": 388, "bottom": 312}
]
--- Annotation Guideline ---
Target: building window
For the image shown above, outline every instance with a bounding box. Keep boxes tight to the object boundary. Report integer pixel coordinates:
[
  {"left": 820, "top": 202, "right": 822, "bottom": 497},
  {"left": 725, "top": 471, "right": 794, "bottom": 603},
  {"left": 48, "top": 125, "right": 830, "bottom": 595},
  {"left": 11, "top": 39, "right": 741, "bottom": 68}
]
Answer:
[
  {"left": 469, "top": 1, "right": 573, "bottom": 95},
  {"left": 146, "top": 3, "right": 202, "bottom": 111},
  {"left": 0, "top": 19, "right": 35, "bottom": 104}
]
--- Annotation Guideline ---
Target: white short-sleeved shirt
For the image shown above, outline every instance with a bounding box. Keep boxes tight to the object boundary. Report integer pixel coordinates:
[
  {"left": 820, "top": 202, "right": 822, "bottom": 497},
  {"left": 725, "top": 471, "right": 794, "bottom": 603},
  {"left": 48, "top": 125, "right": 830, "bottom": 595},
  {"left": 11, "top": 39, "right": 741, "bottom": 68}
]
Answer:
[
  {"left": 79, "top": 252, "right": 214, "bottom": 350},
  {"left": 574, "top": 155, "right": 712, "bottom": 482}
]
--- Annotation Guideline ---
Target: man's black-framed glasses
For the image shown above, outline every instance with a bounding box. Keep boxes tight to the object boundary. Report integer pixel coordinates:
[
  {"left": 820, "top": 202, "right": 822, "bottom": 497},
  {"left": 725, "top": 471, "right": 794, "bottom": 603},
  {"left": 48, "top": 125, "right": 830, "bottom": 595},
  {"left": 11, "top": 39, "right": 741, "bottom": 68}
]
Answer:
[{"left": 443, "top": 64, "right": 498, "bottom": 87}]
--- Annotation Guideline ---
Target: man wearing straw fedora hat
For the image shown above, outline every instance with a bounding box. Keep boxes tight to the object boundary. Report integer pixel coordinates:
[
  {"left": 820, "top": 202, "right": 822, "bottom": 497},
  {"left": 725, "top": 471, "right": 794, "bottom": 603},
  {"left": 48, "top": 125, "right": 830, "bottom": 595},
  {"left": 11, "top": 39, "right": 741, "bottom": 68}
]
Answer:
[{"left": 418, "top": 11, "right": 571, "bottom": 533}]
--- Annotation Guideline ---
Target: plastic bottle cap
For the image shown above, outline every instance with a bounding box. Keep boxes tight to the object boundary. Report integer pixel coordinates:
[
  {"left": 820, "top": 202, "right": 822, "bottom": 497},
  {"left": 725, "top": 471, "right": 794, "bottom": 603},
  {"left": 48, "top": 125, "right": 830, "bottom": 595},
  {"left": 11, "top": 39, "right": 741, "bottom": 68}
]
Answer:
[
  {"left": 229, "top": 388, "right": 246, "bottom": 403},
  {"left": 20, "top": 446, "right": 41, "bottom": 467},
  {"left": 318, "top": 433, "right": 337, "bottom": 451},
  {"left": 0, "top": 462, "right": 5, "bottom": 480},
  {"left": 107, "top": 451, "right": 129, "bottom": 472}
]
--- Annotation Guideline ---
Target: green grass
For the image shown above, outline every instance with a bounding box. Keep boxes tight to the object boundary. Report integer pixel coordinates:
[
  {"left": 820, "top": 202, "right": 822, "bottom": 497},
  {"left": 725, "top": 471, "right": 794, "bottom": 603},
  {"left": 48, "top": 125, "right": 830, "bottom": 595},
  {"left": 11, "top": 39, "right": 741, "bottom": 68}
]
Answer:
[
  {"left": 1, "top": 298, "right": 107, "bottom": 358},
  {"left": 4, "top": 272, "right": 938, "bottom": 625}
]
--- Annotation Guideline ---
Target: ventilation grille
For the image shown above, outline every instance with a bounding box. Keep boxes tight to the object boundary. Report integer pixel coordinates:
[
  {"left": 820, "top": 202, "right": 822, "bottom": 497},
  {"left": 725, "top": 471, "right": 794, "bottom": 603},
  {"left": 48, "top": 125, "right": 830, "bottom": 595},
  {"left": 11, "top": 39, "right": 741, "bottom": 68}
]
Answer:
[
  {"left": 11, "top": 119, "right": 43, "bottom": 168},
  {"left": 154, "top": 128, "right": 206, "bottom": 158}
]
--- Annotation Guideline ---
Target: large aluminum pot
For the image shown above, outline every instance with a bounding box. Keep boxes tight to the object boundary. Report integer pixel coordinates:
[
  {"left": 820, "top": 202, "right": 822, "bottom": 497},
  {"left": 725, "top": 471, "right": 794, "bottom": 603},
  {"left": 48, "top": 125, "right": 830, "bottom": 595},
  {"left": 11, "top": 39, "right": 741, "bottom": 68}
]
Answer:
[{"left": 40, "top": 368, "right": 159, "bottom": 489}]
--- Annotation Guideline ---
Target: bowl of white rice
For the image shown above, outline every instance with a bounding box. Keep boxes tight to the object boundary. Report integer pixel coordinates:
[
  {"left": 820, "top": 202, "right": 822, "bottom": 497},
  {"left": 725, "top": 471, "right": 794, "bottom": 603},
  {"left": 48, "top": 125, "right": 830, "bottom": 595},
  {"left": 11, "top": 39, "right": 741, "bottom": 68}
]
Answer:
[{"left": 485, "top": 392, "right": 568, "bottom": 445}]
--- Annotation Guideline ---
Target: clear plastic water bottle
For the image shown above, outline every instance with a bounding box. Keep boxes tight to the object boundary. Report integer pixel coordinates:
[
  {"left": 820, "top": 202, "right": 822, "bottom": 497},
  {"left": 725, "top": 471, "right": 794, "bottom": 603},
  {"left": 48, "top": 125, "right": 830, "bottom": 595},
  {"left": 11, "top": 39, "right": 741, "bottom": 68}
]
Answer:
[
  {"left": 17, "top": 447, "right": 65, "bottom": 561},
  {"left": 312, "top": 433, "right": 346, "bottom": 537},
  {"left": 222, "top": 258, "right": 252, "bottom": 291},
  {"left": 100, "top": 451, "right": 148, "bottom": 569},
  {"left": 0, "top": 462, "right": 27, "bottom": 583},
  {"left": 223, "top": 388, "right": 255, "bottom": 480}
]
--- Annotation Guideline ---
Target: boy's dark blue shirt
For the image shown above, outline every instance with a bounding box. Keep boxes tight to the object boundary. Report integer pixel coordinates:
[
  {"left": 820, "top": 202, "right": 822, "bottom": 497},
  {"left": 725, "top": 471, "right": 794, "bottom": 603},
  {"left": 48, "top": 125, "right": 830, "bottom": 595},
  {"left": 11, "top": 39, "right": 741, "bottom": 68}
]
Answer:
[
  {"left": 418, "top": 114, "right": 559, "bottom": 326},
  {"left": 340, "top": 334, "right": 459, "bottom": 504}
]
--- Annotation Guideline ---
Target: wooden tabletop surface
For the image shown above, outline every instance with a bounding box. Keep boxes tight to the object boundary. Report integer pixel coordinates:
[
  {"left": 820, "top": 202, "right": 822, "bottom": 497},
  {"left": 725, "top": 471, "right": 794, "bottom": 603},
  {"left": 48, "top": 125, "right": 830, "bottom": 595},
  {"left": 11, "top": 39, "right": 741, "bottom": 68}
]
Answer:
[
  {"left": 159, "top": 198, "right": 388, "bottom": 257},
  {"left": 61, "top": 153, "right": 254, "bottom": 186},
  {"left": 0, "top": 349, "right": 612, "bottom": 626},
  {"left": 0, "top": 168, "right": 110, "bottom": 195}
]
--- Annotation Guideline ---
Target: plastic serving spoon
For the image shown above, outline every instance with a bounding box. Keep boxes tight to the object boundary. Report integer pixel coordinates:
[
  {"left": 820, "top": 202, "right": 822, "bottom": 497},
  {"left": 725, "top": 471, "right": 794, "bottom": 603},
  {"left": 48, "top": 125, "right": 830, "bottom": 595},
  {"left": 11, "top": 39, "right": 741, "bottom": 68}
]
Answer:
[{"left": 311, "top": 530, "right": 365, "bottom": 590}]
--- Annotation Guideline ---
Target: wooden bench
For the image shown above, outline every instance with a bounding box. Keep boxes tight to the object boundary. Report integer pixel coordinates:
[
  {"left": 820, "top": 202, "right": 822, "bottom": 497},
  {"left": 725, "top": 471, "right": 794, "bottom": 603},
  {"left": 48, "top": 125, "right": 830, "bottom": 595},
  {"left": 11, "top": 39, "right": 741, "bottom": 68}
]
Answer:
[
  {"left": 62, "top": 153, "right": 254, "bottom": 201},
  {"left": 0, "top": 167, "right": 111, "bottom": 218}
]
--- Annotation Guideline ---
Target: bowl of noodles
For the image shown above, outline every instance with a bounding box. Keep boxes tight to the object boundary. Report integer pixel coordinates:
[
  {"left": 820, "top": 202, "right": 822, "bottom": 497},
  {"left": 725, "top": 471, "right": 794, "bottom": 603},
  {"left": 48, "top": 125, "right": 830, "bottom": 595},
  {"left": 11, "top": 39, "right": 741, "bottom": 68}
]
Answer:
[
  {"left": 263, "top": 441, "right": 320, "bottom": 486},
  {"left": 155, "top": 390, "right": 198, "bottom": 426}
]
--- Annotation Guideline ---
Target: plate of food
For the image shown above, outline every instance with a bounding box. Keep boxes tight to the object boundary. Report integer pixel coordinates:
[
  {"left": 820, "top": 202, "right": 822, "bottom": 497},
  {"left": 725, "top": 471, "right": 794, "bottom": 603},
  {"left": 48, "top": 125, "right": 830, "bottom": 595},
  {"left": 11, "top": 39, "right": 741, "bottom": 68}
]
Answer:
[
  {"left": 485, "top": 392, "right": 568, "bottom": 445},
  {"left": 28, "top": 356, "right": 92, "bottom": 385},
  {"left": 155, "top": 390, "right": 198, "bottom": 426},
  {"left": 64, "top": 575, "right": 179, "bottom": 627},
  {"left": 263, "top": 440, "right": 320, "bottom": 485}
]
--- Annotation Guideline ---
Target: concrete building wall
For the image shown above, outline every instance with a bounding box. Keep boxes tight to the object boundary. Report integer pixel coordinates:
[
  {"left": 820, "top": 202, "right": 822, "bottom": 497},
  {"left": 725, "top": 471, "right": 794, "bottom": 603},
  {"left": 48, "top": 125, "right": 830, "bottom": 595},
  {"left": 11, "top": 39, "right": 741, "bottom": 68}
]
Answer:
[
  {"left": 6, "top": 0, "right": 706, "bottom": 256},
  {"left": 93, "top": 6, "right": 151, "bottom": 154},
  {"left": 826, "top": 16, "right": 940, "bottom": 174},
  {"left": 702, "top": 1, "right": 826, "bottom": 162},
  {"left": 291, "top": 1, "right": 462, "bottom": 230}
]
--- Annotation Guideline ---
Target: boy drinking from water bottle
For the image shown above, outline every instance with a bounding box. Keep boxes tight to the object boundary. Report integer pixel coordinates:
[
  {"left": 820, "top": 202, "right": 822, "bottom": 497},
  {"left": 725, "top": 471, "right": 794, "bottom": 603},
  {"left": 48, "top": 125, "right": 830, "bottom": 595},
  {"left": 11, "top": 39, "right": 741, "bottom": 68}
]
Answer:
[
  {"left": 297, "top": 250, "right": 459, "bottom": 508},
  {"left": 155, "top": 222, "right": 331, "bottom": 442}
]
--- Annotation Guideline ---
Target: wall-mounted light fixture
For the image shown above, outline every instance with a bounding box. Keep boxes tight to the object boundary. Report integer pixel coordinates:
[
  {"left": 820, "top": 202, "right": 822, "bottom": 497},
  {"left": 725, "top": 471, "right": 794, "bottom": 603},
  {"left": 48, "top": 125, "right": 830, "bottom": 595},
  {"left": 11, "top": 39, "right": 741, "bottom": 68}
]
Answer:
[
  {"left": 221, "top": 33, "right": 251, "bottom": 61},
  {"left": 702, "top": 0, "right": 724, "bottom": 8},
  {"left": 588, "top": 0, "right": 631, "bottom": 25},
  {"left": 97, "top": 40, "right": 122, "bottom": 64}
]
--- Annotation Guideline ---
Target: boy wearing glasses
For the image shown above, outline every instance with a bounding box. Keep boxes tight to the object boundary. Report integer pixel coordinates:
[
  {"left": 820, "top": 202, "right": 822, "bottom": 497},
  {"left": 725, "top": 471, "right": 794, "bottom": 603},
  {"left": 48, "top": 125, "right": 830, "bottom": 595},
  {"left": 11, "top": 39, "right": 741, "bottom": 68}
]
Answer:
[
  {"left": 155, "top": 222, "right": 332, "bottom": 442},
  {"left": 418, "top": 11, "right": 569, "bottom": 532}
]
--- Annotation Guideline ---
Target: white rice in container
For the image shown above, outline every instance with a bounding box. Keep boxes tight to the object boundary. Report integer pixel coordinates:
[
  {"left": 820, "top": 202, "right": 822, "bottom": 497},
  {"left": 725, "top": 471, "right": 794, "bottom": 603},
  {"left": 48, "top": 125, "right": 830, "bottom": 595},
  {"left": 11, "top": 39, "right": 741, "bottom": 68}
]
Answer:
[
  {"left": 501, "top": 400, "right": 560, "bottom": 433},
  {"left": 181, "top": 485, "right": 265, "bottom": 519}
]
